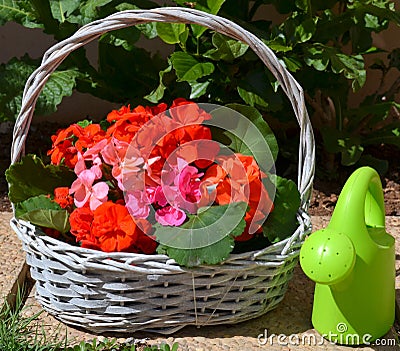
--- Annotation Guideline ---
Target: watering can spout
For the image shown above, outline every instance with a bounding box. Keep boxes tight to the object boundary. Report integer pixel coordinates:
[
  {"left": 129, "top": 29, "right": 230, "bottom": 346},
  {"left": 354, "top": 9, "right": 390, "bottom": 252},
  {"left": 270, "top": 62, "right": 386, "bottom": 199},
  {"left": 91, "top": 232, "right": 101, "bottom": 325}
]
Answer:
[{"left": 300, "top": 167, "right": 395, "bottom": 345}]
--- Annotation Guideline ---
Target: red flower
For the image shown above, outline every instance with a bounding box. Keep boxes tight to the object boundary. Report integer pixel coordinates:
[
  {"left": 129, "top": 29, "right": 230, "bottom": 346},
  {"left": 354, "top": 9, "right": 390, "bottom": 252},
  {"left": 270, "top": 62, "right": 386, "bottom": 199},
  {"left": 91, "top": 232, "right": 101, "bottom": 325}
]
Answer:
[
  {"left": 202, "top": 154, "right": 274, "bottom": 242},
  {"left": 54, "top": 187, "right": 74, "bottom": 211},
  {"left": 70, "top": 201, "right": 157, "bottom": 253},
  {"left": 47, "top": 124, "right": 83, "bottom": 168},
  {"left": 69, "top": 206, "right": 96, "bottom": 248},
  {"left": 48, "top": 123, "right": 106, "bottom": 168},
  {"left": 106, "top": 103, "right": 167, "bottom": 143}
]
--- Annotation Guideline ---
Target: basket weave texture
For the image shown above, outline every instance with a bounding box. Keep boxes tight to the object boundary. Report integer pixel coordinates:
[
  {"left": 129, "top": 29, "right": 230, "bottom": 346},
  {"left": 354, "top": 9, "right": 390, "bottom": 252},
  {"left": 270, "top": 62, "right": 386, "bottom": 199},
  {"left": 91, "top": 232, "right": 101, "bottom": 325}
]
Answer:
[{"left": 10, "top": 7, "right": 315, "bottom": 334}]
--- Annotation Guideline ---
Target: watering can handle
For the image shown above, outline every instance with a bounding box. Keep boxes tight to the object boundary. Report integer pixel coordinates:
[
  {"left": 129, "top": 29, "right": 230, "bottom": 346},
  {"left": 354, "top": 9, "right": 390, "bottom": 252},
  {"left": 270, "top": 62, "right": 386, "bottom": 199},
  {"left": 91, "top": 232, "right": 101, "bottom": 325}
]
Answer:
[{"left": 330, "top": 167, "right": 385, "bottom": 231}]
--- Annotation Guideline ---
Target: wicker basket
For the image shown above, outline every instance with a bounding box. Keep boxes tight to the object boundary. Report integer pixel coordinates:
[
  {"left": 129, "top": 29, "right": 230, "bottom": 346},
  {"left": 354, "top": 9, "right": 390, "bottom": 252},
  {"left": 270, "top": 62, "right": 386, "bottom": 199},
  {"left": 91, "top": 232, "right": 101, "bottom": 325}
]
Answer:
[{"left": 10, "top": 7, "right": 315, "bottom": 334}]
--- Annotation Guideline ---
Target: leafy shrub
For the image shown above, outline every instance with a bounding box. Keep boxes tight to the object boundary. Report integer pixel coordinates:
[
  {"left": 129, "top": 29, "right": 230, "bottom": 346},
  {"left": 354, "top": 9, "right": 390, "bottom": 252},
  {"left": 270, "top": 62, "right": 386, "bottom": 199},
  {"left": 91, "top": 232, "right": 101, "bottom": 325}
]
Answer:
[{"left": 0, "top": 0, "right": 399, "bottom": 171}]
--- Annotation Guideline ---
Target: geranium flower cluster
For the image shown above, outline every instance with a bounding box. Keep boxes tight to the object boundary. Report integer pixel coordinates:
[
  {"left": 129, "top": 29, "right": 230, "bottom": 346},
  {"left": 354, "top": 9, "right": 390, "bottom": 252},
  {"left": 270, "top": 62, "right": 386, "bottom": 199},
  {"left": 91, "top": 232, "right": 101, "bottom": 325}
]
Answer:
[{"left": 47, "top": 99, "right": 273, "bottom": 254}]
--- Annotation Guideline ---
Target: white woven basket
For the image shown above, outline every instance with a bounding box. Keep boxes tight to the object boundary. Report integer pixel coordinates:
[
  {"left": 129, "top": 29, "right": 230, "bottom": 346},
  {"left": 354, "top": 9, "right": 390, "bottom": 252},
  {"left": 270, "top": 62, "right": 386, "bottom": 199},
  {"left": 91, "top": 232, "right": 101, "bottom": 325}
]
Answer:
[{"left": 10, "top": 7, "right": 315, "bottom": 334}]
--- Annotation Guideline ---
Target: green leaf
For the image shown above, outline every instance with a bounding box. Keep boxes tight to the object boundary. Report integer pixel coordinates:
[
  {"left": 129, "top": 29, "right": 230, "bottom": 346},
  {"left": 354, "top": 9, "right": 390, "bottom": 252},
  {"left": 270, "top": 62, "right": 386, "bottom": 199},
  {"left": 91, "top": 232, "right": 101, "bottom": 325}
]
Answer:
[
  {"left": 284, "top": 15, "right": 317, "bottom": 44},
  {"left": 304, "top": 45, "right": 366, "bottom": 91},
  {"left": 154, "top": 203, "right": 247, "bottom": 266},
  {"left": 156, "top": 22, "right": 186, "bottom": 44},
  {"left": 204, "top": 33, "right": 249, "bottom": 62},
  {"left": 116, "top": 2, "right": 158, "bottom": 39},
  {"left": 50, "top": 0, "right": 80, "bottom": 23},
  {"left": 263, "top": 175, "right": 300, "bottom": 243},
  {"left": 0, "top": 55, "right": 82, "bottom": 121},
  {"left": 97, "top": 43, "right": 162, "bottom": 103},
  {"left": 15, "top": 195, "right": 70, "bottom": 233},
  {"left": 6, "top": 155, "right": 76, "bottom": 204},
  {"left": 173, "top": 0, "right": 226, "bottom": 37},
  {"left": 189, "top": 80, "right": 210, "bottom": 99},
  {"left": 265, "top": 35, "right": 293, "bottom": 53},
  {"left": 211, "top": 104, "right": 278, "bottom": 165},
  {"left": 237, "top": 67, "right": 283, "bottom": 112},
  {"left": 158, "top": 235, "right": 236, "bottom": 267},
  {"left": 321, "top": 127, "right": 364, "bottom": 166},
  {"left": 76, "top": 0, "right": 113, "bottom": 25},
  {"left": 331, "top": 53, "right": 366, "bottom": 91},
  {"left": 100, "top": 27, "right": 141, "bottom": 51},
  {"left": 144, "top": 63, "right": 173, "bottom": 103},
  {"left": 0, "top": 0, "right": 42, "bottom": 28},
  {"left": 237, "top": 87, "right": 267, "bottom": 109},
  {"left": 170, "top": 52, "right": 215, "bottom": 82},
  {"left": 282, "top": 56, "right": 302, "bottom": 72}
]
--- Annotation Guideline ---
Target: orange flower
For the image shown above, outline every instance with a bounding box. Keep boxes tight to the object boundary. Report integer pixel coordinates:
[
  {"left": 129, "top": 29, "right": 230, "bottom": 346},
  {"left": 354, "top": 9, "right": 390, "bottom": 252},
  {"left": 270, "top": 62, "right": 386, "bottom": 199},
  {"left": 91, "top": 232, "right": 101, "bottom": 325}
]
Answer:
[
  {"left": 202, "top": 154, "right": 274, "bottom": 242},
  {"left": 69, "top": 206, "right": 96, "bottom": 248},
  {"left": 74, "top": 124, "right": 106, "bottom": 151},
  {"left": 106, "top": 104, "right": 167, "bottom": 143},
  {"left": 54, "top": 187, "right": 74, "bottom": 211},
  {"left": 91, "top": 201, "right": 156, "bottom": 253},
  {"left": 48, "top": 123, "right": 106, "bottom": 168},
  {"left": 47, "top": 124, "right": 83, "bottom": 167}
]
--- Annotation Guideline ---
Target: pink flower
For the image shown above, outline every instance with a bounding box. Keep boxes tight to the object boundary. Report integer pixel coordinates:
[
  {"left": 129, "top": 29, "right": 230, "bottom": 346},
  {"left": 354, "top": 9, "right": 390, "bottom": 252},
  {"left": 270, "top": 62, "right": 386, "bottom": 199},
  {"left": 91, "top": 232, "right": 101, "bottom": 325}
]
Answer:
[
  {"left": 155, "top": 206, "right": 186, "bottom": 226},
  {"left": 161, "top": 158, "right": 204, "bottom": 214},
  {"left": 69, "top": 169, "right": 109, "bottom": 211},
  {"left": 125, "top": 190, "right": 151, "bottom": 219}
]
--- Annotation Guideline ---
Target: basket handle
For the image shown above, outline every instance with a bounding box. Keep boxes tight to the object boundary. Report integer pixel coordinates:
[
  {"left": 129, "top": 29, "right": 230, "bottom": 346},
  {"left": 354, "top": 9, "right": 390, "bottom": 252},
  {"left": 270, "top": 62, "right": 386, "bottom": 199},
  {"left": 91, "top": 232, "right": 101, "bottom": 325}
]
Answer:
[{"left": 11, "top": 7, "right": 315, "bottom": 207}]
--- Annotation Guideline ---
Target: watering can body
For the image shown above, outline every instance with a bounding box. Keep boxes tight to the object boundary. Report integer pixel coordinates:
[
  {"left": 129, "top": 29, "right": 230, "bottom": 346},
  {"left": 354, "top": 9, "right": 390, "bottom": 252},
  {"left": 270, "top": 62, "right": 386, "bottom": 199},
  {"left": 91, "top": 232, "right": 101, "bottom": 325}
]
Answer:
[{"left": 300, "top": 167, "right": 395, "bottom": 345}]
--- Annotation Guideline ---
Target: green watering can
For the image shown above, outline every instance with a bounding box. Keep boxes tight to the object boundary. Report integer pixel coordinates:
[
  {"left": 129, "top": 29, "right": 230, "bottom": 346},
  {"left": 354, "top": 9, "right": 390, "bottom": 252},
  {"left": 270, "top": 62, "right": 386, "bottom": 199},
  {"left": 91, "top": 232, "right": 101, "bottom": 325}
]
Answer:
[{"left": 300, "top": 167, "right": 395, "bottom": 345}]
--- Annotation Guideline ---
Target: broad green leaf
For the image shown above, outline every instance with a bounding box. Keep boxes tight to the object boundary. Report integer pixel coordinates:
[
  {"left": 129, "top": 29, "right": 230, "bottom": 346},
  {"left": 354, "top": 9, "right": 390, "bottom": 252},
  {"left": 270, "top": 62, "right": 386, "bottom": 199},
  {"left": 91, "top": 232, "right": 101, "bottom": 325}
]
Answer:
[
  {"left": 155, "top": 203, "right": 246, "bottom": 267},
  {"left": 211, "top": 104, "right": 278, "bottom": 166},
  {"left": 170, "top": 52, "right": 215, "bottom": 82},
  {"left": 97, "top": 43, "right": 162, "bottom": 103},
  {"left": 6, "top": 155, "right": 76, "bottom": 204},
  {"left": 204, "top": 33, "right": 249, "bottom": 62},
  {"left": 154, "top": 203, "right": 247, "bottom": 250},
  {"left": 189, "top": 80, "right": 210, "bottom": 99},
  {"left": 0, "top": 55, "right": 82, "bottom": 121},
  {"left": 237, "top": 67, "right": 283, "bottom": 112},
  {"left": 265, "top": 35, "right": 293, "bottom": 53},
  {"left": 0, "top": 0, "right": 41, "bottom": 28},
  {"left": 173, "top": 0, "right": 226, "bottom": 37},
  {"left": 15, "top": 195, "right": 70, "bottom": 233},
  {"left": 144, "top": 63, "right": 172, "bottom": 103},
  {"left": 304, "top": 45, "right": 366, "bottom": 91},
  {"left": 263, "top": 175, "right": 300, "bottom": 243},
  {"left": 303, "top": 45, "right": 330, "bottom": 70},
  {"left": 116, "top": 2, "right": 158, "bottom": 39},
  {"left": 157, "top": 235, "right": 235, "bottom": 267},
  {"left": 100, "top": 27, "right": 141, "bottom": 51},
  {"left": 321, "top": 127, "right": 364, "bottom": 166},
  {"left": 156, "top": 22, "right": 186, "bottom": 44},
  {"left": 283, "top": 13, "right": 317, "bottom": 45},
  {"left": 237, "top": 87, "right": 268, "bottom": 109},
  {"left": 282, "top": 56, "right": 302, "bottom": 72},
  {"left": 76, "top": 0, "right": 113, "bottom": 25},
  {"left": 330, "top": 53, "right": 366, "bottom": 91},
  {"left": 50, "top": 0, "right": 80, "bottom": 23}
]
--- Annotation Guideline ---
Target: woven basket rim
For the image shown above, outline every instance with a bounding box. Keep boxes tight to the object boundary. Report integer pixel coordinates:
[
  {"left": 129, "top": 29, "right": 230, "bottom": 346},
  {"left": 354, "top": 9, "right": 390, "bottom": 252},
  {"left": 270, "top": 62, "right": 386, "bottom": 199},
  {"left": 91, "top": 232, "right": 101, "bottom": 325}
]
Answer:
[{"left": 12, "top": 208, "right": 311, "bottom": 270}]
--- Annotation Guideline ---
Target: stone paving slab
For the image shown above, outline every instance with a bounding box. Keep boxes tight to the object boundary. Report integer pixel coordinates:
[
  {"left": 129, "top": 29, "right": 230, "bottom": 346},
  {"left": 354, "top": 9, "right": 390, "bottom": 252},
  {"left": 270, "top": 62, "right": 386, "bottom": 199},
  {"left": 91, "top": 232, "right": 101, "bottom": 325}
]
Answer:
[
  {"left": 0, "top": 211, "right": 25, "bottom": 304},
  {"left": 1, "top": 213, "right": 400, "bottom": 350}
]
